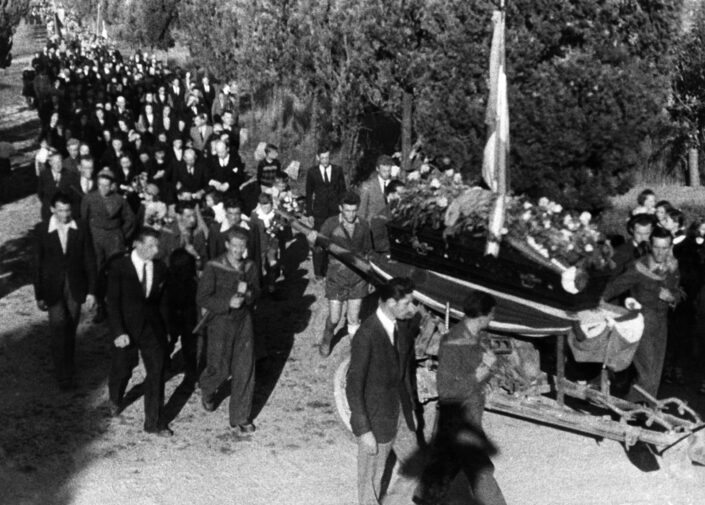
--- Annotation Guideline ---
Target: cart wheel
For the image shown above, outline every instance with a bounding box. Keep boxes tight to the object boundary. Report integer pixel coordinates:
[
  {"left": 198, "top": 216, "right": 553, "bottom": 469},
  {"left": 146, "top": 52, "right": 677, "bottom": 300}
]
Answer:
[{"left": 333, "top": 354, "right": 352, "bottom": 433}]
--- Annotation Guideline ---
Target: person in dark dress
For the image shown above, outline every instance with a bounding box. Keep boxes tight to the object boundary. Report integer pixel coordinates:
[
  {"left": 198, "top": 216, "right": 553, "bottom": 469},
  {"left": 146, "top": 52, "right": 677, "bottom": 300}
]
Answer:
[{"left": 415, "top": 291, "right": 506, "bottom": 505}]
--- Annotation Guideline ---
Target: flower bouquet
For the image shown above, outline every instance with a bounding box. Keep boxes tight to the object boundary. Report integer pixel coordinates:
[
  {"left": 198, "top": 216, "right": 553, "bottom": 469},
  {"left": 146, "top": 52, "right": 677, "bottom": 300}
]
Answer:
[{"left": 387, "top": 174, "right": 614, "bottom": 309}]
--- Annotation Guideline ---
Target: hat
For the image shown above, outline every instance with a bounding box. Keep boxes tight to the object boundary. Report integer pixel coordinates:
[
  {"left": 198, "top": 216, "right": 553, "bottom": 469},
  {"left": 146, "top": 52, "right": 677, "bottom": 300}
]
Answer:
[{"left": 97, "top": 168, "right": 115, "bottom": 181}]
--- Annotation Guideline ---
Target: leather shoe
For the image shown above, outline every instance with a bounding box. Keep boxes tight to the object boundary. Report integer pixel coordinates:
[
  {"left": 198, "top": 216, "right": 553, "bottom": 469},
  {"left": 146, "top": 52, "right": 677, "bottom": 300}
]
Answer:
[
  {"left": 146, "top": 427, "right": 174, "bottom": 437},
  {"left": 108, "top": 401, "right": 121, "bottom": 417},
  {"left": 201, "top": 395, "right": 215, "bottom": 412},
  {"left": 237, "top": 422, "right": 256, "bottom": 434}
]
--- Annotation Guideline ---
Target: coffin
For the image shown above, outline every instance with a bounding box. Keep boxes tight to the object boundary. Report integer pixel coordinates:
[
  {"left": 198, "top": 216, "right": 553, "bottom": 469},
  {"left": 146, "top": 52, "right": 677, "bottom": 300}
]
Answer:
[{"left": 386, "top": 222, "right": 611, "bottom": 312}]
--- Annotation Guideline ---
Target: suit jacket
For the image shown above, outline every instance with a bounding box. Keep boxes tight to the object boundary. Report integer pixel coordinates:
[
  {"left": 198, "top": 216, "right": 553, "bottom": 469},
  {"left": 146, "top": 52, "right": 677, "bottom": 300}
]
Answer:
[
  {"left": 34, "top": 220, "right": 96, "bottom": 306},
  {"left": 305, "top": 164, "right": 346, "bottom": 220},
  {"left": 358, "top": 176, "right": 388, "bottom": 222},
  {"left": 106, "top": 254, "right": 168, "bottom": 342},
  {"left": 208, "top": 155, "right": 246, "bottom": 196},
  {"left": 174, "top": 160, "right": 207, "bottom": 194},
  {"left": 346, "top": 312, "right": 417, "bottom": 443},
  {"left": 189, "top": 125, "right": 213, "bottom": 152},
  {"left": 80, "top": 190, "right": 136, "bottom": 240},
  {"left": 37, "top": 167, "right": 81, "bottom": 221}
]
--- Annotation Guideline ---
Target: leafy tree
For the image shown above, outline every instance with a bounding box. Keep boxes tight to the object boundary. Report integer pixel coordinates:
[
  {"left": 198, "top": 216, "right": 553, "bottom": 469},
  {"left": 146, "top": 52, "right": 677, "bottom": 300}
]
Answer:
[
  {"left": 1, "top": 0, "right": 30, "bottom": 68},
  {"left": 120, "top": 0, "right": 180, "bottom": 50}
]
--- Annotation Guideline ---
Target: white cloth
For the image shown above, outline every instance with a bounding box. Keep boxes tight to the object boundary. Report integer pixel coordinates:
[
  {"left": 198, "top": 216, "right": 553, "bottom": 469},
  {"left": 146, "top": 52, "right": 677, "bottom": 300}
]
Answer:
[
  {"left": 131, "top": 249, "right": 153, "bottom": 297},
  {"left": 254, "top": 204, "right": 275, "bottom": 229},
  {"left": 375, "top": 307, "right": 396, "bottom": 347},
  {"left": 48, "top": 216, "right": 77, "bottom": 254}
]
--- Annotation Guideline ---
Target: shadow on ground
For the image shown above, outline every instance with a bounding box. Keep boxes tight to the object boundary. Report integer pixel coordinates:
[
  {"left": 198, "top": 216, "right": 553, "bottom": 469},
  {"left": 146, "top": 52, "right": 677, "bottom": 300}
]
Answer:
[{"left": 0, "top": 318, "right": 113, "bottom": 505}]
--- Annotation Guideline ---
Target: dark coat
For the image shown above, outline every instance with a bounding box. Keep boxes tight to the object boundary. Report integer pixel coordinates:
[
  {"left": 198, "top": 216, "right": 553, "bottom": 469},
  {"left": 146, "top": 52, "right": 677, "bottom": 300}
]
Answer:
[
  {"left": 346, "top": 312, "right": 418, "bottom": 443},
  {"left": 34, "top": 220, "right": 96, "bottom": 305},
  {"left": 37, "top": 167, "right": 81, "bottom": 221},
  {"left": 173, "top": 160, "right": 207, "bottom": 195},
  {"left": 305, "top": 164, "right": 346, "bottom": 220},
  {"left": 106, "top": 254, "right": 168, "bottom": 341}
]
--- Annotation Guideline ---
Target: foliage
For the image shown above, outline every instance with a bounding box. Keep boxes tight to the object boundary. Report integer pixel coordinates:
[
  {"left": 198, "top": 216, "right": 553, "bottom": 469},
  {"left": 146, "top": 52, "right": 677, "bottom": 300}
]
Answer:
[
  {"left": 1, "top": 0, "right": 31, "bottom": 68},
  {"left": 120, "top": 0, "right": 180, "bottom": 51}
]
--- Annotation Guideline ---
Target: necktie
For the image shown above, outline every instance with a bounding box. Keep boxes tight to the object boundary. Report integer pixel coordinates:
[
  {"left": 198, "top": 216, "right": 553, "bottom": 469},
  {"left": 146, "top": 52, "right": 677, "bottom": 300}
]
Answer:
[
  {"left": 141, "top": 262, "right": 148, "bottom": 296},
  {"left": 393, "top": 322, "right": 398, "bottom": 347},
  {"left": 323, "top": 167, "right": 329, "bottom": 184}
]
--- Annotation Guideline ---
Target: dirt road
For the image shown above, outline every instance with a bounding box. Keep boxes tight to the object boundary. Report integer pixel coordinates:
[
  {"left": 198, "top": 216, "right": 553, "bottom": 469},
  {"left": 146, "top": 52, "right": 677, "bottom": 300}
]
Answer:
[{"left": 1, "top": 21, "right": 704, "bottom": 505}]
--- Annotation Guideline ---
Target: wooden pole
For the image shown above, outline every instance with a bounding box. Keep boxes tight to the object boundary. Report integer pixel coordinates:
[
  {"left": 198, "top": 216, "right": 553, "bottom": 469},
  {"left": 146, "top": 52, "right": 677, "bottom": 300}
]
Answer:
[{"left": 556, "top": 334, "right": 565, "bottom": 406}]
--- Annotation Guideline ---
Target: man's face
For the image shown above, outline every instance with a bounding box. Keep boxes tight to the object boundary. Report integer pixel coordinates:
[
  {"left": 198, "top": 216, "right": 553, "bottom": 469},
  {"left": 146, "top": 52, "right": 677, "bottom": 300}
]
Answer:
[
  {"left": 662, "top": 216, "right": 679, "bottom": 234},
  {"left": 651, "top": 236, "right": 672, "bottom": 265},
  {"left": 96, "top": 108, "right": 104, "bottom": 120},
  {"left": 226, "top": 207, "right": 242, "bottom": 226},
  {"left": 179, "top": 208, "right": 197, "bottom": 229},
  {"left": 216, "top": 143, "right": 227, "bottom": 159},
  {"left": 49, "top": 154, "right": 62, "bottom": 172},
  {"left": 377, "top": 164, "right": 392, "bottom": 181},
  {"left": 119, "top": 157, "right": 131, "bottom": 171},
  {"left": 225, "top": 236, "right": 247, "bottom": 259},
  {"left": 112, "top": 138, "right": 123, "bottom": 152},
  {"left": 184, "top": 150, "right": 196, "bottom": 165},
  {"left": 340, "top": 203, "right": 358, "bottom": 224},
  {"left": 79, "top": 144, "right": 90, "bottom": 156},
  {"left": 318, "top": 152, "right": 330, "bottom": 167},
  {"left": 135, "top": 236, "right": 160, "bottom": 261},
  {"left": 389, "top": 293, "right": 416, "bottom": 320},
  {"left": 68, "top": 144, "right": 79, "bottom": 158},
  {"left": 80, "top": 161, "right": 94, "bottom": 179},
  {"left": 116, "top": 96, "right": 125, "bottom": 108},
  {"left": 51, "top": 201, "right": 72, "bottom": 224},
  {"left": 478, "top": 308, "right": 496, "bottom": 330},
  {"left": 222, "top": 112, "right": 233, "bottom": 127},
  {"left": 173, "top": 139, "right": 183, "bottom": 150},
  {"left": 632, "top": 223, "right": 652, "bottom": 244},
  {"left": 97, "top": 177, "right": 112, "bottom": 196},
  {"left": 266, "top": 149, "right": 278, "bottom": 161}
]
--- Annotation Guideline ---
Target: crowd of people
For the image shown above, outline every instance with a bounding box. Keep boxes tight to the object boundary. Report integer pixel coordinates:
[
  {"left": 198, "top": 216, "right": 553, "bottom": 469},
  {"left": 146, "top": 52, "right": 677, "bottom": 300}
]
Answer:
[{"left": 16, "top": 7, "right": 705, "bottom": 505}]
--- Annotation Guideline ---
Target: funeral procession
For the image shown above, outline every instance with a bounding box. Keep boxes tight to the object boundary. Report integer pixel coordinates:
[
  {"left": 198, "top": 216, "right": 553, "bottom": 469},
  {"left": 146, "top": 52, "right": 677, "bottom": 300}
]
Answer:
[{"left": 3, "top": 1, "right": 705, "bottom": 504}]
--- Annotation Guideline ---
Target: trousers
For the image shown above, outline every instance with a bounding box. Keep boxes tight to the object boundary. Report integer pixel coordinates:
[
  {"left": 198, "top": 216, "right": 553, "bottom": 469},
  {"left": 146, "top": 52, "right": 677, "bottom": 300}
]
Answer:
[
  {"left": 357, "top": 413, "right": 423, "bottom": 505},
  {"left": 47, "top": 278, "right": 82, "bottom": 384},
  {"left": 108, "top": 323, "right": 167, "bottom": 432},
  {"left": 628, "top": 309, "right": 667, "bottom": 401},
  {"left": 199, "top": 311, "right": 255, "bottom": 426}
]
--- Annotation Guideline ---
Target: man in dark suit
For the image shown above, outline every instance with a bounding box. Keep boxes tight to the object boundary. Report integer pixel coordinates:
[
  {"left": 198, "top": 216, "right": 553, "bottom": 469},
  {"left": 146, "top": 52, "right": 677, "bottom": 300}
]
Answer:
[
  {"left": 34, "top": 192, "right": 96, "bottom": 390},
  {"left": 106, "top": 228, "right": 173, "bottom": 436},
  {"left": 174, "top": 147, "right": 207, "bottom": 201},
  {"left": 37, "top": 151, "right": 81, "bottom": 222},
  {"left": 346, "top": 277, "right": 422, "bottom": 505},
  {"left": 207, "top": 139, "right": 246, "bottom": 200},
  {"left": 305, "top": 146, "right": 346, "bottom": 280}
]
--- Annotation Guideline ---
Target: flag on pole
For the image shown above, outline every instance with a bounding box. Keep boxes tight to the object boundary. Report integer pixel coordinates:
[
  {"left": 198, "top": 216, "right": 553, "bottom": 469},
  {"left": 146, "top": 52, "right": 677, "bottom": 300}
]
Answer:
[
  {"left": 482, "top": 8, "right": 509, "bottom": 194},
  {"left": 102, "top": 21, "right": 108, "bottom": 40},
  {"left": 483, "top": 6, "right": 510, "bottom": 257},
  {"left": 54, "top": 12, "right": 64, "bottom": 40}
]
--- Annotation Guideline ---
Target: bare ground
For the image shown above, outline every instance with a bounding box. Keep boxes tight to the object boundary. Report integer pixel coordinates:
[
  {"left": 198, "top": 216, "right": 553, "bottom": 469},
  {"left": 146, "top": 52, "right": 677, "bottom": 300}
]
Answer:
[{"left": 1, "top": 21, "right": 704, "bottom": 505}]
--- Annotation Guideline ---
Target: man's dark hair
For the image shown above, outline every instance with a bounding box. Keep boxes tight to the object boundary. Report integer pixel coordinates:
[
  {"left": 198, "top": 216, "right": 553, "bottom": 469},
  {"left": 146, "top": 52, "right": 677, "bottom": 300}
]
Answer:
[
  {"left": 650, "top": 226, "right": 673, "bottom": 243},
  {"left": 341, "top": 191, "right": 360, "bottom": 207},
  {"left": 135, "top": 227, "right": 161, "bottom": 243},
  {"left": 224, "top": 226, "right": 249, "bottom": 244},
  {"left": 175, "top": 200, "right": 197, "bottom": 214},
  {"left": 258, "top": 193, "right": 273, "bottom": 205},
  {"left": 79, "top": 155, "right": 94, "bottom": 164},
  {"left": 385, "top": 180, "right": 405, "bottom": 197},
  {"left": 637, "top": 189, "right": 655, "bottom": 206},
  {"left": 265, "top": 143, "right": 278, "bottom": 153},
  {"left": 317, "top": 143, "right": 331, "bottom": 155},
  {"left": 626, "top": 214, "right": 656, "bottom": 236},
  {"left": 378, "top": 277, "right": 415, "bottom": 302},
  {"left": 461, "top": 291, "right": 496, "bottom": 319},
  {"left": 50, "top": 191, "right": 72, "bottom": 207},
  {"left": 376, "top": 154, "right": 395, "bottom": 167},
  {"left": 665, "top": 207, "right": 685, "bottom": 227},
  {"left": 655, "top": 200, "right": 673, "bottom": 211},
  {"left": 224, "top": 198, "right": 242, "bottom": 211}
]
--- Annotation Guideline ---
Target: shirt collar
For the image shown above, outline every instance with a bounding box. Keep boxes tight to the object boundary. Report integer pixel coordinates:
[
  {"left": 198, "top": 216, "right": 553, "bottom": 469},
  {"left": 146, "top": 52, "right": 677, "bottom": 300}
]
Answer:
[
  {"left": 48, "top": 215, "right": 78, "bottom": 233},
  {"left": 131, "top": 249, "right": 151, "bottom": 268},
  {"left": 375, "top": 306, "right": 396, "bottom": 340}
]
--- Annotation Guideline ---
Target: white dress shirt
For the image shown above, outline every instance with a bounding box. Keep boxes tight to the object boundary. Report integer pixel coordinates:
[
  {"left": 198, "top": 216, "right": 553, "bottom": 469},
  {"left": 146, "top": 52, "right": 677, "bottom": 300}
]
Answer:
[
  {"left": 48, "top": 216, "right": 77, "bottom": 254},
  {"left": 131, "top": 249, "right": 153, "bottom": 297},
  {"left": 320, "top": 164, "right": 331, "bottom": 183},
  {"left": 375, "top": 307, "right": 396, "bottom": 347}
]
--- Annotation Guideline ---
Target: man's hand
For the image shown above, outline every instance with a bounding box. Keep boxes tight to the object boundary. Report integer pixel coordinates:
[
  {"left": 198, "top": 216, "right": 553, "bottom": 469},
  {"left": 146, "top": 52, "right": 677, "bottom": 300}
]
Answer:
[
  {"left": 306, "top": 230, "right": 318, "bottom": 246},
  {"left": 114, "top": 334, "right": 130, "bottom": 348},
  {"left": 359, "top": 431, "right": 377, "bottom": 455},
  {"left": 85, "top": 294, "right": 96, "bottom": 310},
  {"left": 659, "top": 288, "right": 675, "bottom": 304},
  {"left": 229, "top": 294, "right": 244, "bottom": 309},
  {"left": 36, "top": 300, "right": 48, "bottom": 311}
]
